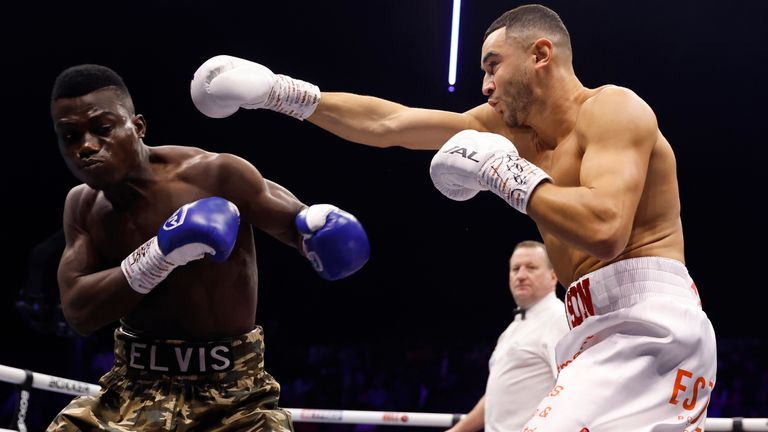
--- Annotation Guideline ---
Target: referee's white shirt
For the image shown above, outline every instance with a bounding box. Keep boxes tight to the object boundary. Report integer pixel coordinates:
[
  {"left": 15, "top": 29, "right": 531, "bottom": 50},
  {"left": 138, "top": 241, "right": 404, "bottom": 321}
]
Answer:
[{"left": 484, "top": 291, "right": 569, "bottom": 432}]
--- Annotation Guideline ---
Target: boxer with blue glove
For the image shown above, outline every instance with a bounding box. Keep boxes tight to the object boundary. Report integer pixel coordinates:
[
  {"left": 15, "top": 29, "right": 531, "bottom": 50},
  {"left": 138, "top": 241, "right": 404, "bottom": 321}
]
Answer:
[
  {"left": 49, "top": 63, "right": 370, "bottom": 432},
  {"left": 121, "top": 197, "right": 241, "bottom": 294}
]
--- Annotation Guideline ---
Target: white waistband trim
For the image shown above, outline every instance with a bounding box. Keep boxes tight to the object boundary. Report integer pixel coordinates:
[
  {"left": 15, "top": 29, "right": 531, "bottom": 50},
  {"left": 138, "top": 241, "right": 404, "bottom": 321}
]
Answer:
[{"left": 566, "top": 257, "right": 699, "bottom": 324}]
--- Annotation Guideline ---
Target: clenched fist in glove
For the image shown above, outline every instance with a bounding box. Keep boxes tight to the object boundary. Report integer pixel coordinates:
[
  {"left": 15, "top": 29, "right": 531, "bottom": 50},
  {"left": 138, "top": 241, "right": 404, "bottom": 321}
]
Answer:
[
  {"left": 429, "top": 130, "right": 551, "bottom": 214},
  {"left": 121, "top": 197, "right": 240, "bottom": 294},
  {"left": 190, "top": 54, "right": 320, "bottom": 120},
  {"left": 295, "top": 204, "right": 370, "bottom": 281}
]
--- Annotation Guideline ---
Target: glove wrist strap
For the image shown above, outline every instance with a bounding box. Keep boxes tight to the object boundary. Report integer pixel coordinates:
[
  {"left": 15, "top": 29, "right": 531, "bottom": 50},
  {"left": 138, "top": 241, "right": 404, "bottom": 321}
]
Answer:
[
  {"left": 261, "top": 74, "right": 320, "bottom": 120},
  {"left": 480, "top": 153, "right": 551, "bottom": 214},
  {"left": 120, "top": 237, "right": 178, "bottom": 294}
]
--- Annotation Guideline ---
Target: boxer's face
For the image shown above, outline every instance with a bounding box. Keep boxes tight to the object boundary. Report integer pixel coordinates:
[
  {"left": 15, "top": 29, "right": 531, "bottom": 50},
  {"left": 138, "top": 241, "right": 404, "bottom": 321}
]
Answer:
[
  {"left": 481, "top": 28, "right": 534, "bottom": 129},
  {"left": 52, "top": 88, "right": 146, "bottom": 190},
  {"left": 508, "top": 246, "right": 557, "bottom": 309}
]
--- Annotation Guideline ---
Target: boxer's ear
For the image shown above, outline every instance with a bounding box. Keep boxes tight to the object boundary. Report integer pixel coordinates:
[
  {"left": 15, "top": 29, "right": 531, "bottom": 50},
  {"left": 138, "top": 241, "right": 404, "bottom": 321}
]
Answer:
[
  {"left": 531, "top": 38, "right": 553, "bottom": 67},
  {"left": 132, "top": 115, "right": 146, "bottom": 139}
]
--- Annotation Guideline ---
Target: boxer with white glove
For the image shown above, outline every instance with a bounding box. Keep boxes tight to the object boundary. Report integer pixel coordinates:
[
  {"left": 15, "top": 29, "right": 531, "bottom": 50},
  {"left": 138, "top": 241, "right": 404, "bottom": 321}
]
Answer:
[
  {"left": 430, "top": 130, "right": 551, "bottom": 214},
  {"left": 190, "top": 55, "right": 320, "bottom": 120},
  {"left": 121, "top": 196, "right": 241, "bottom": 294},
  {"left": 295, "top": 204, "right": 370, "bottom": 281}
]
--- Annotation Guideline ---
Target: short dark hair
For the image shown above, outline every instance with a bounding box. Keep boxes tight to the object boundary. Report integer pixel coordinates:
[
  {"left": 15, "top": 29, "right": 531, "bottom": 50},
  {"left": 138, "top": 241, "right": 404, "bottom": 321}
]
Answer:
[
  {"left": 51, "top": 64, "right": 133, "bottom": 110},
  {"left": 484, "top": 4, "right": 571, "bottom": 52}
]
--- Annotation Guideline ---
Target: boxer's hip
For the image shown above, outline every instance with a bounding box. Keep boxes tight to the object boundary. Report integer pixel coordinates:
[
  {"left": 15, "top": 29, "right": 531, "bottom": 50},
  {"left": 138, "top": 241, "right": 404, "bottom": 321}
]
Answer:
[
  {"left": 530, "top": 258, "right": 717, "bottom": 431},
  {"left": 556, "top": 257, "right": 715, "bottom": 377}
]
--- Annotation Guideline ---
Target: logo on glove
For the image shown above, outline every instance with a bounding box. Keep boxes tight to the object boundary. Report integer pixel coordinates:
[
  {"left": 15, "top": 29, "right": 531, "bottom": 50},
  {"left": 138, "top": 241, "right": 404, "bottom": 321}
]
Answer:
[
  {"left": 443, "top": 146, "right": 481, "bottom": 162},
  {"left": 305, "top": 251, "right": 324, "bottom": 272},
  {"left": 162, "top": 205, "right": 189, "bottom": 231}
]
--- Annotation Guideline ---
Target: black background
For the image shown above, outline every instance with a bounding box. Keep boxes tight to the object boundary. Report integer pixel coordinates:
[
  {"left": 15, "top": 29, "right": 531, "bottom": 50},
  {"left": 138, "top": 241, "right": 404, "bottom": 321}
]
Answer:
[{"left": 1, "top": 0, "right": 766, "bottom": 394}]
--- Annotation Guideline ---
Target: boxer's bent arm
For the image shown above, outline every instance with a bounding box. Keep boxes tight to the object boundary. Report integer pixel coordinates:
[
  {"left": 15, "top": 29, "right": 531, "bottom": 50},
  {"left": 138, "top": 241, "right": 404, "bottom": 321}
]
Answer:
[
  {"left": 308, "top": 92, "right": 487, "bottom": 150},
  {"left": 260, "top": 179, "right": 308, "bottom": 248},
  {"left": 212, "top": 153, "right": 306, "bottom": 248},
  {"left": 527, "top": 88, "right": 657, "bottom": 260},
  {"left": 58, "top": 187, "right": 143, "bottom": 335}
]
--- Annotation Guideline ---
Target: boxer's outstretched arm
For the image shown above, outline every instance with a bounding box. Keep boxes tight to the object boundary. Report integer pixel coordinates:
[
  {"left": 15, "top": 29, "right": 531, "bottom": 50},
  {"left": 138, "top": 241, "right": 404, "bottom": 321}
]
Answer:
[
  {"left": 58, "top": 186, "right": 144, "bottom": 335},
  {"left": 308, "top": 92, "right": 486, "bottom": 150},
  {"left": 190, "top": 55, "right": 503, "bottom": 150},
  {"left": 527, "top": 87, "right": 657, "bottom": 260}
]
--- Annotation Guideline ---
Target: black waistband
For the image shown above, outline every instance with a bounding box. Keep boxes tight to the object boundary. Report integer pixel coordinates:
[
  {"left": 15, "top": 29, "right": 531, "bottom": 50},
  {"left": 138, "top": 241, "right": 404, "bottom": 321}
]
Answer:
[{"left": 113, "top": 326, "right": 263, "bottom": 376}]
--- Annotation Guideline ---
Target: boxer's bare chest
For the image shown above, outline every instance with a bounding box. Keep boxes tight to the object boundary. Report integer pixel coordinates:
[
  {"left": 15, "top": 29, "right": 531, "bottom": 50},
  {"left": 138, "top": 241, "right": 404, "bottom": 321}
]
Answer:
[
  {"left": 521, "top": 132, "right": 583, "bottom": 186},
  {"left": 520, "top": 131, "right": 592, "bottom": 284},
  {"left": 86, "top": 181, "right": 218, "bottom": 264}
]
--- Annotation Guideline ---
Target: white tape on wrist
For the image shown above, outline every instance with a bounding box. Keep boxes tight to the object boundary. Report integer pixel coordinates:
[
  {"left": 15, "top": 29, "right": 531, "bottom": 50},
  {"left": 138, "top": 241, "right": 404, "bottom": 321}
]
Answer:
[
  {"left": 480, "top": 153, "right": 551, "bottom": 214},
  {"left": 261, "top": 74, "right": 320, "bottom": 120},
  {"left": 120, "top": 237, "right": 178, "bottom": 294}
]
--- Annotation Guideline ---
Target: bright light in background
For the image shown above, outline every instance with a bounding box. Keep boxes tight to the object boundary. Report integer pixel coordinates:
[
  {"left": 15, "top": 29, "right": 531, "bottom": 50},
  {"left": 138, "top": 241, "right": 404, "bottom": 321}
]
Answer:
[{"left": 448, "top": 0, "right": 461, "bottom": 92}]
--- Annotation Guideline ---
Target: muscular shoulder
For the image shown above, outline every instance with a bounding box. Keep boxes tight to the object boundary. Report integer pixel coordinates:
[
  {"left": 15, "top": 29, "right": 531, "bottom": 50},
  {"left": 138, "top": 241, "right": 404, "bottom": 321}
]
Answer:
[
  {"left": 577, "top": 86, "right": 658, "bottom": 146},
  {"left": 151, "top": 145, "right": 212, "bottom": 168},
  {"left": 174, "top": 150, "right": 268, "bottom": 197},
  {"left": 65, "top": 183, "right": 92, "bottom": 202},
  {"left": 580, "top": 86, "right": 657, "bottom": 133},
  {"left": 188, "top": 151, "right": 257, "bottom": 179},
  {"left": 64, "top": 183, "right": 98, "bottom": 213},
  {"left": 63, "top": 184, "right": 100, "bottom": 230},
  {"left": 154, "top": 146, "right": 255, "bottom": 180}
]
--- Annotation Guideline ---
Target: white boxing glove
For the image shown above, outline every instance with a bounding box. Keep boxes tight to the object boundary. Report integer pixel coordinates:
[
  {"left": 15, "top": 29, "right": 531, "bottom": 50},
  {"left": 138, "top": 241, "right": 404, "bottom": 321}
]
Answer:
[
  {"left": 429, "top": 130, "right": 551, "bottom": 214},
  {"left": 190, "top": 55, "right": 320, "bottom": 120}
]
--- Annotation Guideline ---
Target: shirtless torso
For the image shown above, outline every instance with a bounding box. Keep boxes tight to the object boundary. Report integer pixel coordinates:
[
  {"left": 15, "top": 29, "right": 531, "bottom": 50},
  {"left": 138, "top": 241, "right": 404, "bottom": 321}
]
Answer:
[
  {"left": 465, "top": 85, "right": 683, "bottom": 285},
  {"left": 59, "top": 142, "right": 303, "bottom": 340}
]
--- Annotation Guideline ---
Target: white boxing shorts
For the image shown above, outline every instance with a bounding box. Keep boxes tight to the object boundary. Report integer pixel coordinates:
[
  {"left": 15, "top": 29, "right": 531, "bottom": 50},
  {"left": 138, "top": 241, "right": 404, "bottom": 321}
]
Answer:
[{"left": 521, "top": 257, "right": 716, "bottom": 432}]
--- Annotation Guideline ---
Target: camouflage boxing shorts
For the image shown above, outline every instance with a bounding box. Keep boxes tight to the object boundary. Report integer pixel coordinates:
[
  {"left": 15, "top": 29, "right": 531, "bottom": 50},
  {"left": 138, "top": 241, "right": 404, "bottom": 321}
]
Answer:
[{"left": 47, "top": 326, "right": 293, "bottom": 431}]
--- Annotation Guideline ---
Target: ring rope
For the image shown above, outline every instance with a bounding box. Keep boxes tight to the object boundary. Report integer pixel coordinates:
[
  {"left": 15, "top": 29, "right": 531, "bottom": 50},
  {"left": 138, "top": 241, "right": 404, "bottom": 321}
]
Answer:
[{"left": 1, "top": 364, "right": 765, "bottom": 431}]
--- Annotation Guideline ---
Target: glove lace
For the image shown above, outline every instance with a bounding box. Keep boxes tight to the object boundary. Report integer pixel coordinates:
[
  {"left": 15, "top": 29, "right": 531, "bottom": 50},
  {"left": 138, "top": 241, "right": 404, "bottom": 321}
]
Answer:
[
  {"left": 262, "top": 74, "right": 320, "bottom": 120},
  {"left": 481, "top": 153, "right": 551, "bottom": 214}
]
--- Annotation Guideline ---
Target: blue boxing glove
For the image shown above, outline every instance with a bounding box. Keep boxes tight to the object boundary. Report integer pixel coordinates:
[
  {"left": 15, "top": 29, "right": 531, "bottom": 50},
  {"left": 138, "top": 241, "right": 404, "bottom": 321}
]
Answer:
[
  {"left": 121, "top": 197, "right": 240, "bottom": 294},
  {"left": 296, "top": 204, "right": 370, "bottom": 281}
]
